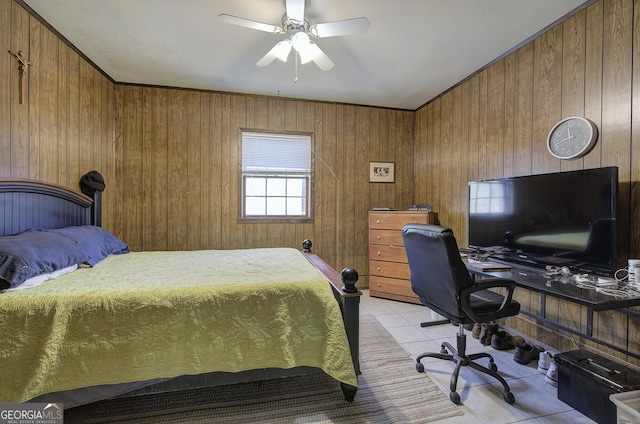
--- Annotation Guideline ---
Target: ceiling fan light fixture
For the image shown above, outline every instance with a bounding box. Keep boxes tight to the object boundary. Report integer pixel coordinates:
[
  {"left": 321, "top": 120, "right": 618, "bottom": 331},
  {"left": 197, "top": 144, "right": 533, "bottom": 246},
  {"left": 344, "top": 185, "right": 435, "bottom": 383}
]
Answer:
[
  {"left": 298, "top": 50, "right": 313, "bottom": 64},
  {"left": 291, "top": 30, "right": 310, "bottom": 53},
  {"left": 274, "top": 40, "right": 292, "bottom": 62},
  {"left": 291, "top": 30, "right": 315, "bottom": 64}
]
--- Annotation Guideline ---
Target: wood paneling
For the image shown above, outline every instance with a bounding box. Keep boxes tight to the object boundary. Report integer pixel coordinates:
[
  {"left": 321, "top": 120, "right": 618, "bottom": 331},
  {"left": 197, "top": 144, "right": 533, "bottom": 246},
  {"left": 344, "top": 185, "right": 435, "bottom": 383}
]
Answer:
[
  {"left": 415, "top": 0, "right": 640, "bottom": 364},
  {"left": 0, "top": 0, "right": 10, "bottom": 174},
  {"left": 114, "top": 87, "right": 415, "bottom": 282},
  {"left": 0, "top": 0, "right": 115, "bottom": 230}
]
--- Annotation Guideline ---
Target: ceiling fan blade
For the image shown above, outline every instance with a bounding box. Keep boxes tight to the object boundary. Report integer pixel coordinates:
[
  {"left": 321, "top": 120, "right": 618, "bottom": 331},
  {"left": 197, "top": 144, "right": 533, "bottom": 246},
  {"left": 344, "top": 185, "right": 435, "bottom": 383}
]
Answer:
[
  {"left": 256, "top": 40, "right": 293, "bottom": 67},
  {"left": 310, "top": 17, "right": 370, "bottom": 38},
  {"left": 307, "top": 43, "right": 334, "bottom": 71},
  {"left": 285, "top": 0, "right": 305, "bottom": 24},
  {"left": 218, "top": 14, "right": 283, "bottom": 34}
]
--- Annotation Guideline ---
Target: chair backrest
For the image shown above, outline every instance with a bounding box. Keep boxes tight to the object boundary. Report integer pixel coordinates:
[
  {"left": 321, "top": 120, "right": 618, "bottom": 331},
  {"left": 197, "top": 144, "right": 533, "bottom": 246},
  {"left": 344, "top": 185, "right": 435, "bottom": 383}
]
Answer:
[{"left": 402, "top": 224, "right": 473, "bottom": 320}]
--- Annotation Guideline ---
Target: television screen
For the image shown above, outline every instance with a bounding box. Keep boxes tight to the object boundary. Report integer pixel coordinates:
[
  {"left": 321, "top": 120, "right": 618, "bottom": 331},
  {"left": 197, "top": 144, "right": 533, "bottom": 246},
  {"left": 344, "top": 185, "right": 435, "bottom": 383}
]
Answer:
[{"left": 468, "top": 167, "right": 618, "bottom": 275}]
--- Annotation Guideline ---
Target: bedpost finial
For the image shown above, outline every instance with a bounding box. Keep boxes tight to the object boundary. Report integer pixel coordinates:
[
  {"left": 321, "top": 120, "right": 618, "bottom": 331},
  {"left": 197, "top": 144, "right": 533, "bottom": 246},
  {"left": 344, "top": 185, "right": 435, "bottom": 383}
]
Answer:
[
  {"left": 302, "top": 239, "right": 312, "bottom": 252},
  {"left": 341, "top": 268, "right": 359, "bottom": 293},
  {"left": 79, "top": 170, "right": 105, "bottom": 192}
]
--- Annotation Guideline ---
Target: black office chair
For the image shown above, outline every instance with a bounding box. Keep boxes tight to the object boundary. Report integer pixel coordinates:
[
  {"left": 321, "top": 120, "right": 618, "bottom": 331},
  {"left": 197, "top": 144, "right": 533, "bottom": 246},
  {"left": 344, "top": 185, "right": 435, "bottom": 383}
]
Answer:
[{"left": 401, "top": 224, "right": 520, "bottom": 404}]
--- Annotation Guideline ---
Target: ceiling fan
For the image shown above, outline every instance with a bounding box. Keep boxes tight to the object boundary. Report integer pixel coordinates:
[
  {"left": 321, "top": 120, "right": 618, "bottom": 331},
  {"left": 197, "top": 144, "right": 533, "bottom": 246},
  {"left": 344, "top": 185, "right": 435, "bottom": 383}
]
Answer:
[{"left": 219, "top": 0, "right": 370, "bottom": 72}]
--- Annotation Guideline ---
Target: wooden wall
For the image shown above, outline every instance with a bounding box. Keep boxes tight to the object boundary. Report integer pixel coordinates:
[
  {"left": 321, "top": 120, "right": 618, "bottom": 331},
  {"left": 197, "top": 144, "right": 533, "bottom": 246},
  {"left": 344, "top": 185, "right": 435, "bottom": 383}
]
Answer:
[
  {"left": 415, "top": 0, "right": 640, "bottom": 364},
  {"left": 114, "top": 86, "right": 415, "bottom": 280},
  {"left": 0, "top": 0, "right": 116, "bottom": 229}
]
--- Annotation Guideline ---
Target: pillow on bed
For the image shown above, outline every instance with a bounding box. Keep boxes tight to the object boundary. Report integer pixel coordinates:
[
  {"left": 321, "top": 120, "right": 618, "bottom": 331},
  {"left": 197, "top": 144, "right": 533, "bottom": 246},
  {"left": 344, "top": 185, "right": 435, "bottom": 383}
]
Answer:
[
  {"left": 45, "top": 226, "right": 130, "bottom": 266},
  {"left": 0, "top": 230, "right": 87, "bottom": 290},
  {"left": 6, "top": 264, "right": 78, "bottom": 292}
]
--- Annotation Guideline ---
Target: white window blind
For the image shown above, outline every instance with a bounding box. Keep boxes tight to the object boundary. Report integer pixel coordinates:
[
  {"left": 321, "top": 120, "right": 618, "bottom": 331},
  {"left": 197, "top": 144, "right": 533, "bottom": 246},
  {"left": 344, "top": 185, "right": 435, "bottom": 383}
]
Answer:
[{"left": 242, "top": 132, "right": 311, "bottom": 173}]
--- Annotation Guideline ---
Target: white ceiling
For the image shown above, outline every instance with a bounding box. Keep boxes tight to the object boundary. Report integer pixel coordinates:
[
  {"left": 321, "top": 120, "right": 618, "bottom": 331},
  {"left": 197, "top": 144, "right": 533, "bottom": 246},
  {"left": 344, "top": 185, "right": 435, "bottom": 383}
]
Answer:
[{"left": 23, "top": 0, "right": 590, "bottom": 110}]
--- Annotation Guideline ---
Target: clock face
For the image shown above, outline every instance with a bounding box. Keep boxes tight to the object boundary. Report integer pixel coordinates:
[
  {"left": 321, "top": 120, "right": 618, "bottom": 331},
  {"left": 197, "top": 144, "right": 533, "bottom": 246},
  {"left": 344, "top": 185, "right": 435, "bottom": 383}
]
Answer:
[{"left": 547, "top": 117, "right": 598, "bottom": 159}]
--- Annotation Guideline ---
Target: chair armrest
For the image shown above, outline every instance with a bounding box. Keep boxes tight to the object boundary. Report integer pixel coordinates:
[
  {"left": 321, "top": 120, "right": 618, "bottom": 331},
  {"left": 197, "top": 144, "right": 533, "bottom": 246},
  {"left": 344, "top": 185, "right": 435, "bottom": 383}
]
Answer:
[{"left": 459, "top": 278, "right": 517, "bottom": 322}]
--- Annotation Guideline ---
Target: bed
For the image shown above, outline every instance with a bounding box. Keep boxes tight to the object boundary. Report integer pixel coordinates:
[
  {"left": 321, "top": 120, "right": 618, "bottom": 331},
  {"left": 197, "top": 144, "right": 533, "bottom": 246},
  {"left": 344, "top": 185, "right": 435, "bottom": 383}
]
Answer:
[{"left": 0, "top": 174, "right": 361, "bottom": 408}]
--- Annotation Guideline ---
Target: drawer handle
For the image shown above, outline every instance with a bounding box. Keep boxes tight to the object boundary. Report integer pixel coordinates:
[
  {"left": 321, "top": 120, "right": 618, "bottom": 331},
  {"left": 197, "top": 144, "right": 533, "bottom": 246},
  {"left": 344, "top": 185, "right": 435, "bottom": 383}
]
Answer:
[
  {"left": 377, "top": 267, "right": 381, "bottom": 272},
  {"left": 377, "top": 251, "right": 381, "bottom": 256},
  {"left": 377, "top": 235, "right": 381, "bottom": 240},
  {"left": 377, "top": 282, "right": 381, "bottom": 287},
  {"left": 376, "top": 219, "right": 381, "bottom": 224}
]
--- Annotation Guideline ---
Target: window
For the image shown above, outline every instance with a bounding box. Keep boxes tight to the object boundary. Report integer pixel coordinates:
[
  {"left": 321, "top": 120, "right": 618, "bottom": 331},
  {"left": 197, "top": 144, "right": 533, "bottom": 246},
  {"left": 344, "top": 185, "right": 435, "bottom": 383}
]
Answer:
[{"left": 241, "top": 131, "right": 312, "bottom": 221}]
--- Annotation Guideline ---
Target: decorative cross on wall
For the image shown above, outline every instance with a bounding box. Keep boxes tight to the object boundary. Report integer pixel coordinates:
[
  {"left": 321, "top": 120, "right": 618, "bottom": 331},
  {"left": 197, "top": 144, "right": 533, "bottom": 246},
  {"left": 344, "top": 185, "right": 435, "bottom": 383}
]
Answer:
[{"left": 8, "top": 50, "right": 32, "bottom": 104}]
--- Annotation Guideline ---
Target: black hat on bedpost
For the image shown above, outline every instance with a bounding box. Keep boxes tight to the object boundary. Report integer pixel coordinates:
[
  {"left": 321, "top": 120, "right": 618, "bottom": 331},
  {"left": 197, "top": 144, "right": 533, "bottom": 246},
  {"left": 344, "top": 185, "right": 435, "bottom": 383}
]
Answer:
[{"left": 79, "top": 171, "right": 104, "bottom": 227}]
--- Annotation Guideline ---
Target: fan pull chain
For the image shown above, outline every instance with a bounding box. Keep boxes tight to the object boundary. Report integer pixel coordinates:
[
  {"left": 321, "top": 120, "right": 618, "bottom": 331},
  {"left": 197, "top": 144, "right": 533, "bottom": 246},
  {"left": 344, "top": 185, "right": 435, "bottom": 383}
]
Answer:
[{"left": 294, "top": 51, "right": 299, "bottom": 83}]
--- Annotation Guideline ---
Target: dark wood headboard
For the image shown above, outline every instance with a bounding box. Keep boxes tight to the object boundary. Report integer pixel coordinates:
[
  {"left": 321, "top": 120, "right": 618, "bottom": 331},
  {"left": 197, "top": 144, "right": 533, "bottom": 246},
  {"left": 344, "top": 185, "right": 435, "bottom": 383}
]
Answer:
[{"left": 0, "top": 178, "right": 99, "bottom": 237}]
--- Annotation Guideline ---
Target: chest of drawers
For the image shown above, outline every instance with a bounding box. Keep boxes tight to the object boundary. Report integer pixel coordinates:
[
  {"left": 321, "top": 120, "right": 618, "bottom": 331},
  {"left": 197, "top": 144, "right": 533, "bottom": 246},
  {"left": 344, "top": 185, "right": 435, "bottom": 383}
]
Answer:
[{"left": 368, "top": 211, "right": 436, "bottom": 304}]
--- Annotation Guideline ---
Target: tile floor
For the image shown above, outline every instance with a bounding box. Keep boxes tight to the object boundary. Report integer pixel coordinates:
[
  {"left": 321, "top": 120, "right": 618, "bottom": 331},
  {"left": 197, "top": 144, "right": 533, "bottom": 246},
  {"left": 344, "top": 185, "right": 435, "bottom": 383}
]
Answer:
[{"left": 360, "top": 289, "right": 597, "bottom": 424}]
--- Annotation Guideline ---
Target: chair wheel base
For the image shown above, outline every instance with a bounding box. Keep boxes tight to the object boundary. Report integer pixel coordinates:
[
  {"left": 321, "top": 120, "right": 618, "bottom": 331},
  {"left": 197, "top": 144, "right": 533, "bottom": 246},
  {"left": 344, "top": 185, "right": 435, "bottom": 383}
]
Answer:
[
  {"left": 449, "top": 389, "right": 513, "bottom": 404},
  {"left": 503, "top": 391, "right": 515, "bottom": 404},
  {"left": 450, "top": 391, "right": 461, "bottom": 404}
]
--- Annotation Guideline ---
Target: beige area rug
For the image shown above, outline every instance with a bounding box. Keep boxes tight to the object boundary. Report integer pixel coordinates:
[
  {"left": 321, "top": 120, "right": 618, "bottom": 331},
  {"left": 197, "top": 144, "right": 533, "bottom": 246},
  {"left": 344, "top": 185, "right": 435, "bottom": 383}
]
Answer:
[{"left": 73, "top": 315, "right": 463, "bottom": 423}]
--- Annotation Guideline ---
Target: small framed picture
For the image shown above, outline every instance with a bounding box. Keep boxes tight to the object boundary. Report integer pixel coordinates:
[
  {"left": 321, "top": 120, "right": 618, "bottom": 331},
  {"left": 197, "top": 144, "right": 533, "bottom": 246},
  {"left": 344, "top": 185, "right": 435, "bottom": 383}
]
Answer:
[{"left": 369, "top": 161, "right": 395, "bottom": 183}]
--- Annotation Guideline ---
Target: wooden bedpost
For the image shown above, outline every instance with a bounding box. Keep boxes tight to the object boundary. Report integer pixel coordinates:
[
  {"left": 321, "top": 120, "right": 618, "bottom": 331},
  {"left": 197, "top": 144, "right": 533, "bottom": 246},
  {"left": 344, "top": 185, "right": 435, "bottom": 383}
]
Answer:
[
  {"left": 302, "top": 239, "right": 312, "bottom": 252},
  {"left": 341, "top": 268, "right": 359, "bottom": 293},
  {"left": 340, "top": 267, "right": 360, "bottom": 376},
  {"left": 300, "top": 240, "right": 362, "bottom": 377}
]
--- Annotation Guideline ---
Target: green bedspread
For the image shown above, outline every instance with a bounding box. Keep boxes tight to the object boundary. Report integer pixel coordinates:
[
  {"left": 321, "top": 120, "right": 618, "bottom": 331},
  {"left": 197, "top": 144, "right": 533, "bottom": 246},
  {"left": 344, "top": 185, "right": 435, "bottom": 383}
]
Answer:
[{"left": 0, "top": 248, "right": 357, "bottom": 402}]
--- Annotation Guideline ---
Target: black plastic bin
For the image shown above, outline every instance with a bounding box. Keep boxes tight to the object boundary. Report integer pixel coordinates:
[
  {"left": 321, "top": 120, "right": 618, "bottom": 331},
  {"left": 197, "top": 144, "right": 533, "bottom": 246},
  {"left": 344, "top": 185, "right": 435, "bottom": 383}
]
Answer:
[{"left": 555, "top": 349, "right": 640, "bottom": 424}]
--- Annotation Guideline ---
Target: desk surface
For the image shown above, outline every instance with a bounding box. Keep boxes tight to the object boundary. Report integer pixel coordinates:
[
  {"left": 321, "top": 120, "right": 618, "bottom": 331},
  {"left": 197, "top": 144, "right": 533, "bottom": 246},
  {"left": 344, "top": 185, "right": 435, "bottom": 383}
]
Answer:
[{"left": 466, "top": 261, "right": 640, "bottom": 312}]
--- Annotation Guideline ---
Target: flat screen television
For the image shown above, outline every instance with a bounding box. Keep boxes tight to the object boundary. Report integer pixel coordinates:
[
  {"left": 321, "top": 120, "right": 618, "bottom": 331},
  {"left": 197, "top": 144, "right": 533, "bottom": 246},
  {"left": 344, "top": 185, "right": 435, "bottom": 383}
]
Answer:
[{"left": 468, "top": 167, "right": 618, "bottom": 276}]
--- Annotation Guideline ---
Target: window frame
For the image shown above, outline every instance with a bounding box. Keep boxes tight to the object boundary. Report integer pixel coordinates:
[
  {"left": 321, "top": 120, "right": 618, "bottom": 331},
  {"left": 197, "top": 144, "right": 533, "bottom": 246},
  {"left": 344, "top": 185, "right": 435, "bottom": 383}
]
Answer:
[{"left": 238, "top": 129, "right": 314, "bottom": 223}]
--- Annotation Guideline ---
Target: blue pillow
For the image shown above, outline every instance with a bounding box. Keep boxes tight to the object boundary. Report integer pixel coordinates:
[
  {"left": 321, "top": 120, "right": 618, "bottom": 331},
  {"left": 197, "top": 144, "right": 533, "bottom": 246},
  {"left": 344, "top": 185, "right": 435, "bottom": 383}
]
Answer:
[
  {"left": 45, "top": 226, "right": 130, "bottom": 266},
  {"left": 0, "top": 230, "right": 86, "bottom": 290}
]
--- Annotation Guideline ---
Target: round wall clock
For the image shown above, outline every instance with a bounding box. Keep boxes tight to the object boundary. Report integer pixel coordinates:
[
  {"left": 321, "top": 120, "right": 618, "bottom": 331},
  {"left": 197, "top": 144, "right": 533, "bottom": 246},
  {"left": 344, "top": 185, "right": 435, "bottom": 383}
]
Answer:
[{"left": 547, "top": 116, "right": 598, "bottom": 159}]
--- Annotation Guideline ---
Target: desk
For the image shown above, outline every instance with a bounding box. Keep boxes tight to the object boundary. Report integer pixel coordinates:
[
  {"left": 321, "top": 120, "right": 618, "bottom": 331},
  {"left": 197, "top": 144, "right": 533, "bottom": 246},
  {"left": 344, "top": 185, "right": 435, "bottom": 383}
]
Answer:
[{"left": 467, "top": 262, "right": 640, "bottom": 360}]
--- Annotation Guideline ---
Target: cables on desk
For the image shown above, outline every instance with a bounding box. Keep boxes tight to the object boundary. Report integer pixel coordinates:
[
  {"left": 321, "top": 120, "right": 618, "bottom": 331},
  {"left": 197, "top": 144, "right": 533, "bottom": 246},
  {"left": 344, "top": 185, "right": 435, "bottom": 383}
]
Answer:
[{"left": 542, "top": 265, "right": 640, "bottom": 299}]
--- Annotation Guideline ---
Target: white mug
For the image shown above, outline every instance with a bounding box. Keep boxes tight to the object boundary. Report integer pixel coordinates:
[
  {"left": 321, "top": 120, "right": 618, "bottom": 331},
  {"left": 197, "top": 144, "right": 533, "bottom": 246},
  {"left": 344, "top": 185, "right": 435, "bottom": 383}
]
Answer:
[{"left": 630, "top": 259, "right": 640, "bottom": 285}]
